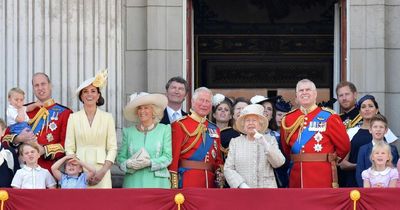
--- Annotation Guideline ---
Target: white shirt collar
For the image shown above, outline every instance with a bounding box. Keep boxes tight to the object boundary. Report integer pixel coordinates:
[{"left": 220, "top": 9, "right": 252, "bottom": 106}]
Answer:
[
  {"left": 166, "top": 106, "right": 182, "bottom": 121},
  {"left": 370, "top": 167, "right": 392, "bottom": 176},
  {"left": 22, "top": 164, "right": 42, "bottom": 171}
]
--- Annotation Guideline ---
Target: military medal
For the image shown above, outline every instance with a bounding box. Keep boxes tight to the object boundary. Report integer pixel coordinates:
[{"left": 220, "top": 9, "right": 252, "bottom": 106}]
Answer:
[
  {"left": 314, "top": 132, "right": 323, "bottom": 142},
  {"left": 46, "top": 133, "right": 54, "bottom": 142},
  {"left": 211, "top": 149, "right": 216, "bottom": 159},
  {"left": 313, "top": 143, "right": 323, "bottom": 152},
  {"left": 51, "top": 112, "right": 59, "bottom": 121},
  {"left": 48, "top": 122, "right": 57, "bottom": 131},
  {"left": 208, "top": 128, "right": 219, "bottom": 138},
  {"left": 343, "top": 118, "right": 351, "bottom": 127},
  {"left": 313, "top": 132, "right": 323, "bottom": 152},
  {"left": 50, "top": 112, "right": 56, "bottom": 121}
]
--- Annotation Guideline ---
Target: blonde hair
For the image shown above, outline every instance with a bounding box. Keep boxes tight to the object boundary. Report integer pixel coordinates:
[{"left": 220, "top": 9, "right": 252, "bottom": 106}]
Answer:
[
  {"left": 370, "top": 142, "right": 393, "bottom": 170},
  {"left": 8, "top": 87, "right": 25, "bottom": 98},
  {"left": 19, "top": 143, "right": 40, "bottom": 156},
  {"left": 136, "top": 104, "right": 163, "bottom": 123}
]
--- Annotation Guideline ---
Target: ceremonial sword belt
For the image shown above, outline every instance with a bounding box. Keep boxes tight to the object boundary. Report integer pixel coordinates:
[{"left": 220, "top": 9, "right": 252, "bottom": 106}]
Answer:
[
  {"left": 290, "top": 153, "right": 336, "bottom": 162},
  {"left": 291, "top": 153, "right": 339, "bottom": 188},
  {"left": 179, "top": 160, "right": 214, "bottom": 172}
]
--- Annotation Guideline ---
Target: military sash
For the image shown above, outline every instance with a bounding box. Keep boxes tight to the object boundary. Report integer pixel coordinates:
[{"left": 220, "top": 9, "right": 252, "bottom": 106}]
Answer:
[
  {"left": 178, "top": 123, "right": 217, "bottom": 187},
  {"left": 291, "top": 110, "right": 331, "bottom": 154},
  {"left": 188, "top": 123, "right": 216, "bottom": 161},
  {"left": 30, "top": 104, "right": 66, "bottom": 136}
]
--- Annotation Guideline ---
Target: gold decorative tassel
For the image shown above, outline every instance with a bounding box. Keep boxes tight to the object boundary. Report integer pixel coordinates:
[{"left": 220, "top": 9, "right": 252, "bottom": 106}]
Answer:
[
  {"left": 174, "top": 193, "right": 185, "bottom": 210},
  {"left": 0, "top": 190, "right": 9, "bottom": 210},
  {"left": 350, "top": 190, "right": 360, "bottom": 210}
]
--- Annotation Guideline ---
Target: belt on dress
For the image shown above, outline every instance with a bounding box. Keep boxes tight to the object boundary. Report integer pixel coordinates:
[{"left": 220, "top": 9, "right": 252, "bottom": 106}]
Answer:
[
  {"left": 179, "top": 160, "right": 214, "bottom": 171},
  {"left": 291, "top": 153, "right": 339, "bottom": 188}
]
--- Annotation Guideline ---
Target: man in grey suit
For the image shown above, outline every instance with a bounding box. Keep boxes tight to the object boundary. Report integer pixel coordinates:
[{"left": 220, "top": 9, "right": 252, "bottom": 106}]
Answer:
[{"left": 160, "top": 76, "right": 189, "bottom": 124}]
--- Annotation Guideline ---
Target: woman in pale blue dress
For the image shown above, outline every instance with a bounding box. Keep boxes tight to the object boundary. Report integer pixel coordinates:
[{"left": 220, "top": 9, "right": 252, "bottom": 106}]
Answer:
[{"left": 117, "top": 92, "right": 172, "bottom": 188}]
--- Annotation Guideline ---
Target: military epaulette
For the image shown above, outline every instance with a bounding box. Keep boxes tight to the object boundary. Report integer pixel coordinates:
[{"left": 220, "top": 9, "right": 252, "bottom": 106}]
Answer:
[
  {"left": 285, "top": 108, "right": 298, "bottom": 116},
  {"left": 55, "top": 103, "right": 72, "bottom": 111},
  {"left": 175, "top": 115, "right": 188, "bottom": 122},
  {"left": 220, "top": 126, "right": 232, "bottom": 132},
  {"left": 321, "top": 107, "right": 336, "bottom": 114}
]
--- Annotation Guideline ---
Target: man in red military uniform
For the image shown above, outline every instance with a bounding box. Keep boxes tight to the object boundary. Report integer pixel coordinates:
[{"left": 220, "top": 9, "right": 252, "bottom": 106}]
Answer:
[
  {"left": 2, "top": 73, "right": 72, "bottom": 172},
  {"left": 280, "top": 79, "right": 350, "bottom": 188},
  {"left": 169, "top": 87, "right": 224, "bottom": 188}
]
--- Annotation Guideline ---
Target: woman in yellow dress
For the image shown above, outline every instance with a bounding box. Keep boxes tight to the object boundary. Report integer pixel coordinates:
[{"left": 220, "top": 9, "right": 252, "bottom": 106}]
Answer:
[{"left": 65, "top": 70, "right": 117, "bottom": 188}]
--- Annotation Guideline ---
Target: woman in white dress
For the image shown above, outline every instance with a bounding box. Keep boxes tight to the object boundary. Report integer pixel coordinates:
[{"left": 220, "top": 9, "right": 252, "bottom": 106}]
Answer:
[{"left": 224, "top": 104, "right": 285, "bottom": 188}]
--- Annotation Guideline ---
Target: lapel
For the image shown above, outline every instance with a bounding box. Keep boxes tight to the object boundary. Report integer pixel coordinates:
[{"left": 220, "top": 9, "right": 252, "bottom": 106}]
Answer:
[
  {"left": 181, "top": 110, "right": 187, "bottom": 117},
  {"left": 160, "top": 109, "right": 170, "bottom": 124}
]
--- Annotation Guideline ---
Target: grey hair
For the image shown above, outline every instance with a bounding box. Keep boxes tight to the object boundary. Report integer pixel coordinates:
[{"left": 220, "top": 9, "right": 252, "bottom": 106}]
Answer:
[
  {"left": 191, "top": 87, "right": 213, "bottom": 103},
  {"left": 296, "top": 79, "right": 316, "bottom": 92}
]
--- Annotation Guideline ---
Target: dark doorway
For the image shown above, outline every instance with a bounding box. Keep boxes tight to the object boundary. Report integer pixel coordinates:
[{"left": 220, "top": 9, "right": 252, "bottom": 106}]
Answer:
[{"left": 193, "top": 0, "right": 337, "bottom": 101}]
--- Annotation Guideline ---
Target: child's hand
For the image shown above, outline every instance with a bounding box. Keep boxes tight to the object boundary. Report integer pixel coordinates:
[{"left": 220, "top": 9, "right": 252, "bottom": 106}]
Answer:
[{"left": 64, "top": 154, "right": 76, "bottom": 160}]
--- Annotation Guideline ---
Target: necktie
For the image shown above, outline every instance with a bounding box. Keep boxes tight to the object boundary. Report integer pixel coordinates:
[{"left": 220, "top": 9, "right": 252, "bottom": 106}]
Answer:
[{"left": 172, "top": 112, "right": 179, "bottom": 122}]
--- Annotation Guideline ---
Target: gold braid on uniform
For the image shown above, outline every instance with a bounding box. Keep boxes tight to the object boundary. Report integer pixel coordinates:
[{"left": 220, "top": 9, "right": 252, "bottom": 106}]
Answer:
[
  {"left": 281, "top": 115, "right": 305, "bottom": 144},
  {"left": 220, "top": 146, "right": 229, "bottom": 159},
  {"left": 1, "top": 134, "right": 17, "bottom": 147},
  {"left": 177, "top": 116, "right": 207, "bottom": 154},
  {"left": 170, "top": 171, "right": 179, "bottom": 189},
  {"left": 215, "top": 165, "right": 225, "bottom": 188},
  {"left": 44, "top": 143, "right": 64, "bottom": 160},
  {"left": 349, "top": 114, "right": 362, "bottom": 129},
  {"left": 29, "top": 107, "right": 50, "bottom": 135}
]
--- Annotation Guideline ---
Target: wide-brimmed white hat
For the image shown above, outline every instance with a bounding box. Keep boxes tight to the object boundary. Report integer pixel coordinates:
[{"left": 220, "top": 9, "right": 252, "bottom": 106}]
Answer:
[
  {"left": 235, "top": 104, "right": 269, "bottom": 134},
  {"left": 123, "top": 92, "right": 168, "bottom": 122},
  {"left": 75, "top": 69, "right": 108, "bottom": 96}
]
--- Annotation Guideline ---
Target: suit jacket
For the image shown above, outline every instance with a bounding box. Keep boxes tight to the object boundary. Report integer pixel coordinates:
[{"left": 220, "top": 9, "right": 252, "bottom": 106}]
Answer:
[
  {"left": 356, "top": 142, "right": 399, "bottom": 187},
  {"left": 160, "top": 108, "right": 187, "bottom": 125}
]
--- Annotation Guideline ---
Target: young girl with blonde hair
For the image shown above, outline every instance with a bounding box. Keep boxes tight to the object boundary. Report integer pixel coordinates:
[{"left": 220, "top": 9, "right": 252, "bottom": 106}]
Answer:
[{"left": 362, "top": 142, "right": 398, "bottom": 188}]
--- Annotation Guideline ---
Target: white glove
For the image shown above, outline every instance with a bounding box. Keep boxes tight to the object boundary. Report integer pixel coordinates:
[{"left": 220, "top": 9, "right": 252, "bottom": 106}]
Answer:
[
  {"left": 254, "top": 129, "right": 271, "bottom": 150},
  {"left": 126, "top": 157, "right": 151, "bottom": 170},
  {"left": 138, "top": 158, "right": 151, "bottom": 168},
  {"left": 239, "top": 182, "right": 250, "bottom": 188}
]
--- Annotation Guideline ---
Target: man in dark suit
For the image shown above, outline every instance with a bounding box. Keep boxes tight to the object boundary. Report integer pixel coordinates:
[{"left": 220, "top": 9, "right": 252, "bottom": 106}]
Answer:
[{"left": 160, "top": 76, "right": 189, "bottom": 124}]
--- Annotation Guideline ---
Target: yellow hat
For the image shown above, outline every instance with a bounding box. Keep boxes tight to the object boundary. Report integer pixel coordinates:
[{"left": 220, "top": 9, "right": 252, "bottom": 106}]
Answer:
[{"left": 75, "top": 69, "right": 108, "bottom": 96}]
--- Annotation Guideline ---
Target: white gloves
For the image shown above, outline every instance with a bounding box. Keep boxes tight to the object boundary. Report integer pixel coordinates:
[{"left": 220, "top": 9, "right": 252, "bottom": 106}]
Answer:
[
  {"left": 126, "top": 157, "right": 151, "bottom": 170},
  {"left": 254, "top": 129, "right": 271, "bottom": 151},
  {"left": 239, "top": 182, "right": 250, "bottom": 188},
  {"left": 126, "top": 148, "right": 151, "bottom": 170}
]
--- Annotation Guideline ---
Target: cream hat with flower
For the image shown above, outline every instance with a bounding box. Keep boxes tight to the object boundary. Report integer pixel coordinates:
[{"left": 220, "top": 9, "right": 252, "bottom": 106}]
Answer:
[
  {"left": 123, "top": 92, "right": 168, "bottom": 122},
  {"left": 75, "top": 69, "right": 108, "bottom": 96},
  {"left": 235, "top": 104, "right": 269, "bottom": 134}
]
